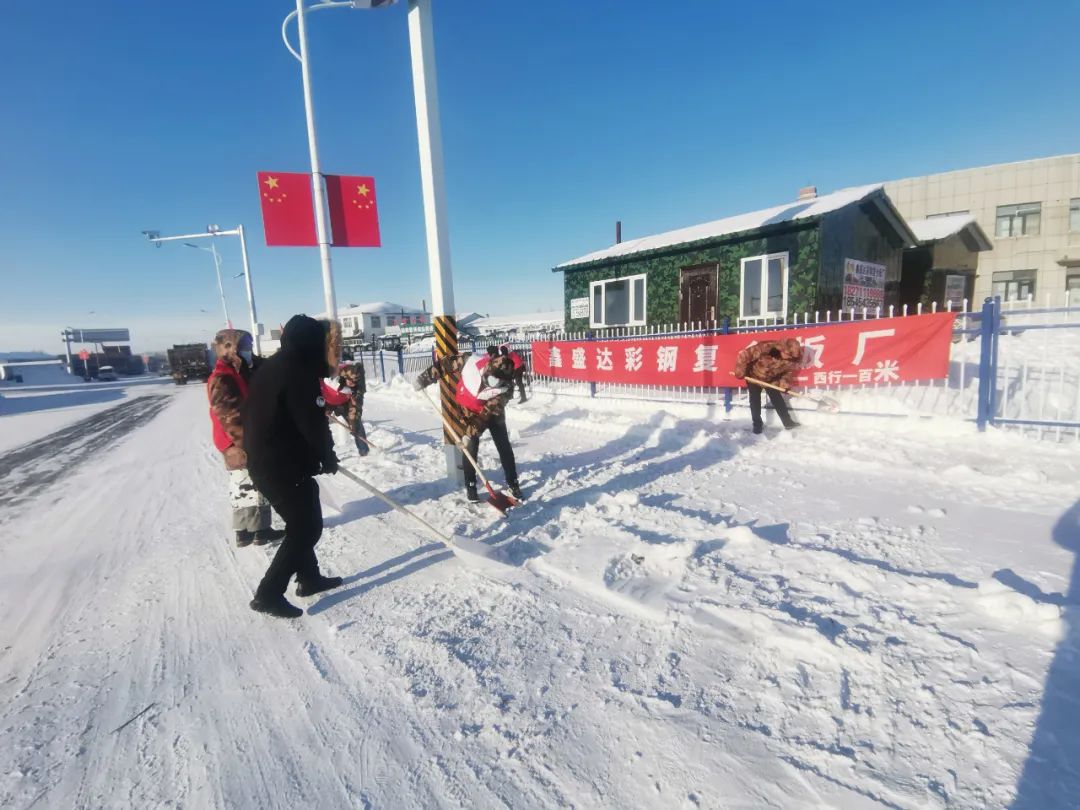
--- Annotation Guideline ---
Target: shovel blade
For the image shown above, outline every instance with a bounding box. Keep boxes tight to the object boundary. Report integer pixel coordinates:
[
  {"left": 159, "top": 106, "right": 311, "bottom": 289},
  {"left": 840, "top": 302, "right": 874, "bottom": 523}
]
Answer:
[
  {"left": 817, "top": 397, "right": 841, "bottom": 414},
  {"left": 485, "top": 486, "right": 517, "bottom": 516}
]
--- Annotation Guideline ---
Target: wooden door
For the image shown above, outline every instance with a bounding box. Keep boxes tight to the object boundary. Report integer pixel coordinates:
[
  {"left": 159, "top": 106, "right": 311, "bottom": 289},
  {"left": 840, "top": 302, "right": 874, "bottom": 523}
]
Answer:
[{"left": 680, "top": 266, "right": 718, "bottom": 324}]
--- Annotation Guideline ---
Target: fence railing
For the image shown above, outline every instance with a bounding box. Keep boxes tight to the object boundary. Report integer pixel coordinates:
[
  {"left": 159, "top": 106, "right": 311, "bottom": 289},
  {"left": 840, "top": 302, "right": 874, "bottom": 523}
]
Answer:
[{"left": 360, "top": 297, "right": 1080, "bottom": 443}]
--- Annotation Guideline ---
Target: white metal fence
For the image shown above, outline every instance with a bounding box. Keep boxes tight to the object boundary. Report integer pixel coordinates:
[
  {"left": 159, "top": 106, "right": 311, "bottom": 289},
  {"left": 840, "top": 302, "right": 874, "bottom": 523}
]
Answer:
[{"left": 372, "top": 294, "right": 1080, "bottom": 443}]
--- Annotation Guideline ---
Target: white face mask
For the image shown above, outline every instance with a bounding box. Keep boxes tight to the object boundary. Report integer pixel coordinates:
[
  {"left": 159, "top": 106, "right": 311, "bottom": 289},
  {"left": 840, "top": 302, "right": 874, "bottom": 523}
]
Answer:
[{"left": 239, "top": 350, "right": 253, "bottom": 365}]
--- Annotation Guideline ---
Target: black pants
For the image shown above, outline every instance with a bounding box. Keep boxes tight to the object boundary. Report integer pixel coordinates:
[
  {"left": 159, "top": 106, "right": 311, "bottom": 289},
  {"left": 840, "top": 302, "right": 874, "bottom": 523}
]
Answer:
[
  {"left": 250, "top": 474, "right": 323, "bottom": 597},
  {"left": 464, "top": 417, "right": 518, "bottom": 487},
  {"left": 748, "top": 383, "right": 796, "bottom": 429},
  {"left": 510, "top": 373, "right": 527, "bottom": 401}
]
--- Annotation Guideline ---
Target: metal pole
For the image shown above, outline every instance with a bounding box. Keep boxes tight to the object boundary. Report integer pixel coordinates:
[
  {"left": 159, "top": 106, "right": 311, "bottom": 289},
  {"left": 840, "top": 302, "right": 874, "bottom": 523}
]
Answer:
[
  {"left": 408, "top": 0, "right": 462, "bottom": 483},
  {"left": 237, "top": 225, "right": 261, "bottom": 355},
  {"left": 209, "top": 240, "right": 232, "bottom": 328},
  {"left": 62, "top": 330, "right": 72, "bottom": 374},
  {"left": 294, "top": 0, "right": 337, "bottom": 321}
]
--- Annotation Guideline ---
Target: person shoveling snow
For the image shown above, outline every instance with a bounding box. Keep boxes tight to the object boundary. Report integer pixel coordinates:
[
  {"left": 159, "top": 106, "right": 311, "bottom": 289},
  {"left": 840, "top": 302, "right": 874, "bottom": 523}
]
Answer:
[{"left": 732, "top": 338, "right": 803, "bottom": 434}]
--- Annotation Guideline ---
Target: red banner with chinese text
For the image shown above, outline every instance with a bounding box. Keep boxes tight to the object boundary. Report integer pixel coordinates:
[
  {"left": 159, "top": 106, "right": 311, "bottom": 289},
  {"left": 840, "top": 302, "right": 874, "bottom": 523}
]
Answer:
[{"left": 531, "top": 313, "right": 956, "bottom": 388}]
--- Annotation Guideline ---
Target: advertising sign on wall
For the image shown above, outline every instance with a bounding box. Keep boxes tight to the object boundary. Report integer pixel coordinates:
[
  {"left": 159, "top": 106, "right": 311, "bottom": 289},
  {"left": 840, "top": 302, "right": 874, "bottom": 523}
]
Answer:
[
  {"left": 569, "top": 297, "right": 589, "bottom": 319},
  {"left": 842, "top": 259, "right": 887, "bottom": 310}
]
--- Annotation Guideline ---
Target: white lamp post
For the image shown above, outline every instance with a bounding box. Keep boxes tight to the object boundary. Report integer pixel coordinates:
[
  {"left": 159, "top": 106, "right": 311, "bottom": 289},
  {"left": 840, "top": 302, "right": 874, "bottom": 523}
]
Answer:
[
  {"left": 281, "top": 0, "right": 400, "bottom": 322},
  {"left": 185, "top": 241, "right": 232, "bottom": 328},
  {"left": 282, "top": 0, "right": 460, "bottom": 480}
]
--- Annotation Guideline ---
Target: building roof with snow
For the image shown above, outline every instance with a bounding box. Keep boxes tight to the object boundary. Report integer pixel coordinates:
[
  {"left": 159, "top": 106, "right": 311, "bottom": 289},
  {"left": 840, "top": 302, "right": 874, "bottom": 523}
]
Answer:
[
  {"left": 336, "top": 301, "right": 426, "bottom": 316},
  {"left": 905, "top": 214, "right": 993, "bottom": 251},
  {"left": 471, "top": 311, "right": 564, "bottom": 334},
  {"left": 555, "top": 184, "right": 917, "bottom": 271}
]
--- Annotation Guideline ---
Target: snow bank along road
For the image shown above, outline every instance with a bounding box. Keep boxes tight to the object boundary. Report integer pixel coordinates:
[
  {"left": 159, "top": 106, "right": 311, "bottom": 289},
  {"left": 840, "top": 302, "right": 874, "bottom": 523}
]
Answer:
[{"left": 1, "top": 383, "right": 1077, "bottom": 808}]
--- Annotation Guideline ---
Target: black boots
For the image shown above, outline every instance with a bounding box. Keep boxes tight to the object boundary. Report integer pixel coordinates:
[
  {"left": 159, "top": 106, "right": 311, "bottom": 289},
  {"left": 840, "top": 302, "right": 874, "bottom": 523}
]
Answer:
[
  {"left": 296, "top": 574, "right": 343, "bottom": 598},
  {"left": 253, "top": 528, "right": 286, "bottom": 546},
  {"left": 236, "top": 530, "right": 254, "bottom": 547},
  {"left": 508, "top": 481, "right": 523, "bottom": 500},
  {"left": 250, "top": 594, "right": 303, "bottom": 619},
  {"left": 465, "top": 482, "right": 479, "bottom": 503}
]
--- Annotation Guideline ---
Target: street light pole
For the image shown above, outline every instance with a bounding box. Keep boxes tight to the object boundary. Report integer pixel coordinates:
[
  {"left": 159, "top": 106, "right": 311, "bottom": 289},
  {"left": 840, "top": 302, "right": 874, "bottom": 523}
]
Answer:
[
  {"left": 186, "top": 241, "right": 233, "bottom": 328},
  {"left": 210, "top": 241, "right": 232, "bottom": 329},
  {"left": 145, "top": 226, "right": 262, "bottom": 354},
  {"left": 236, "top": 225, "right": 262, "bottom": 355},
  {"left": 407, "top": 0, "right": 462, "bottom": 482},
  {"left": 294, "top": 0, "right": 337, "bottom": 321}
]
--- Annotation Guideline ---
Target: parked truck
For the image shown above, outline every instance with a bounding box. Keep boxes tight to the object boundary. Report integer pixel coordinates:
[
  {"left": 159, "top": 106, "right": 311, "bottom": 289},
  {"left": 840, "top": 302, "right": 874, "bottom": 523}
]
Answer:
[{"left": 166, "top": 343, "right": 212, "bottom": 385}]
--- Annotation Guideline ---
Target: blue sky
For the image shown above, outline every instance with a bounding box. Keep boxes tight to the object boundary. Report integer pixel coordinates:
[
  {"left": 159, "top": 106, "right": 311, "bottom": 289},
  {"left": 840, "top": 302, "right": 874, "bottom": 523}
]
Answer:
[{"left": 2, "top": 0, "right": 1078, "bottom": 352}]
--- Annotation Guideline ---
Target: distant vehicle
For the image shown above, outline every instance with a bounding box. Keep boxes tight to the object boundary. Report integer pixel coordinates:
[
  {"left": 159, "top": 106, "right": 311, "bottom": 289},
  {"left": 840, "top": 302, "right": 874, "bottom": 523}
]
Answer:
[
  {"left": 96, "top": 365, "right": 119, "bottom": 382},
  {"left": 165, "top": 343, "right": 212, "bottom": 385}
]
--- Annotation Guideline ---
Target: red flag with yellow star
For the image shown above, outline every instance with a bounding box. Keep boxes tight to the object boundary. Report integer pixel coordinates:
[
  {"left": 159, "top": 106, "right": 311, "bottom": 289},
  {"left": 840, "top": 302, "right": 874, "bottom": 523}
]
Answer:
[
  {"left": 325, "top": 175, "right": 381, "bottom": 247},
  {"left": 256, "top": 171, "right": 317, "bottom": 246}
]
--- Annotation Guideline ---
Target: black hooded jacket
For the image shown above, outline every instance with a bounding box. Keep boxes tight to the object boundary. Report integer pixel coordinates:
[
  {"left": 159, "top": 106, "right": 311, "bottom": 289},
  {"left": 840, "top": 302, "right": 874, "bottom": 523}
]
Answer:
[{"left": 242, "top": 315, "right": 337, "bottom": 484}]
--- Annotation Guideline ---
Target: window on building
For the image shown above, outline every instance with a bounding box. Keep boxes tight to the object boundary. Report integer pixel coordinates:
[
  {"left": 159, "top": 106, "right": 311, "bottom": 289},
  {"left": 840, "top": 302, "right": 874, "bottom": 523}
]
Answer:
[
  {"left": 1070, "top": 198, "right": 1080, "bottom": 233},
  {"left": 401, "top": 316, "right": 411, "bottom": 326},
  {"left": 740, "top": 252, "right": 788, "bottom": 320},
  {"left": 1067, "top": 273, "right": 1080, "bottom": 297},
  {"left": 927, "top": 210, "right": 970, "bottom": 219},
  {"left": 995, "top": 203, "right": 1041, "bottom": 237},
  {"left": 370, "top": 315, "right": 381, "bottom": 328},
  {"left": 589, "top": 274, "right": 646, "bottom": 328},
  {"left": 992, "top": 269, "right": 1037, "bottom": 302},
  {"left": 387, "top": 316, "right": 396, "bottom": 327}
]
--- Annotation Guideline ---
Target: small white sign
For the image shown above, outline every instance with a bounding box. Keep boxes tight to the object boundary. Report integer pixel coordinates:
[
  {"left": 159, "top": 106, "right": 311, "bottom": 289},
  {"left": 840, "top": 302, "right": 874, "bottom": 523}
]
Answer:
[
  {"left": 570, "top": 297, "right": 589, "bottom": 319},
  {"left": 842, "top": 259, "right": 887, "bottom": 310},
  {"left": 944, "top": 274, "right": 966, "bottom": 307}
]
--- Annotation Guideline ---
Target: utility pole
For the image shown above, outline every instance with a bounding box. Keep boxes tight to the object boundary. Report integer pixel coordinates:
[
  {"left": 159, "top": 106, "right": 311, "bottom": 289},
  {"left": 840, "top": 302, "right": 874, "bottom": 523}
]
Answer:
[{"left": 408, "top": 0, "right": 463, "bottom": 482}]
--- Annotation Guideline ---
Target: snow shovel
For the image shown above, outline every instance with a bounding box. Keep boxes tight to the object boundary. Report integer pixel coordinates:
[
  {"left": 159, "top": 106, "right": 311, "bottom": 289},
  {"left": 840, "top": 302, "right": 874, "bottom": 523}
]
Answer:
[
  {"left": 741, "top": 374, "right": 841, "bottom": 414},
  {"left": 328, "top": 414, "right": 379, "bottom": 452},
  {"left": 335, "top": 466, "right": 499, "bottom": 563},
  {"left": 418, "top": 388, "right": 517, "bottom": 515}
]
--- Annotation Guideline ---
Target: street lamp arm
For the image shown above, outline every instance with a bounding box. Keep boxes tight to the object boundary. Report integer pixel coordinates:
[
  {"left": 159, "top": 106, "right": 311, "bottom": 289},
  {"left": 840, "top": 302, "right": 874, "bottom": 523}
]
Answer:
[
  {"left": 281, "top": 2, "right": 355, "bottom": 63},
  {"left": 149, "top": 230, "right": 239, "bottom": 244}
]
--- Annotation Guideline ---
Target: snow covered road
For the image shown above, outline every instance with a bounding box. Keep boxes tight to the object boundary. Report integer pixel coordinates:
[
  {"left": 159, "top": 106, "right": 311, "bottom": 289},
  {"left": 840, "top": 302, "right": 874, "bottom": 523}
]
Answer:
[{"left": 1, "top": 384, "right": 1077, "bottom": 808}]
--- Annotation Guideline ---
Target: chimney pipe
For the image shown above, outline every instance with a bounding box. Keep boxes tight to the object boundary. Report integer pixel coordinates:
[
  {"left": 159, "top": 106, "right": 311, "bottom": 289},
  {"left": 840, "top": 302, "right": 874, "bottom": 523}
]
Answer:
[
  {"left": 797, "top": 185, "right": 818, "bottom": 201},
  {"left": 616, "top": 220, "right": 622, "bottom": 244}
]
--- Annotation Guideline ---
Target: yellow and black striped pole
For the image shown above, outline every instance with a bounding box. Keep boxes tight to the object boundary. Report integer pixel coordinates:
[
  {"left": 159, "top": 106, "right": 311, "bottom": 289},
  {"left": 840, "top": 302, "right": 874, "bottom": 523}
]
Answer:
[{"left": 433, "top": 315, "right": 469, "bottom": 452}]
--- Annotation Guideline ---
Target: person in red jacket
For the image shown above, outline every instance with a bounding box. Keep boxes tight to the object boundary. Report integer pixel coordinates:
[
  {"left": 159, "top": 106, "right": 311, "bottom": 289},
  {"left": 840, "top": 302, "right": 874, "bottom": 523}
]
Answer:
[
  {"left": 415, "top": 351, "right": 521, "bottom": 503},
  {"left": 499, "top": 345, "right": 528, "bottom": 404},
  {"left": 207, "top": 329, "right": 285, "bottom": 547}
]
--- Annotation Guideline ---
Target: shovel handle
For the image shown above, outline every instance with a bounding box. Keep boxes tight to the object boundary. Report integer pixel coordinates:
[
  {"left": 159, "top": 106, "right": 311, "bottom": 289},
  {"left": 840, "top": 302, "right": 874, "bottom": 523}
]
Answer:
[
  {"left": 328, "top": 414, "right": 378, "bottom": 451},
  {"left": 741, "top": 375, "right": 802, "bottom": 398},
  {"left": 336, "top": 467, "right": 456, "bottom": 547},
  {"left": 419, "top": 388, "right": 496, "bottom": 492}
]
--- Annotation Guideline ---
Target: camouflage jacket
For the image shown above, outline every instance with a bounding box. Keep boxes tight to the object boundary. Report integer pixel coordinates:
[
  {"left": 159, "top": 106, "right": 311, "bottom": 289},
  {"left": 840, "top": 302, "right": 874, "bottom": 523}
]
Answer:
[
  {"left": 415, "top": 353, "right": 513, "bottom": 438},
  {"left": 733, "top": 338, "right": 803, "bottom": 388},
  {"left": 335, "top": 362, "right": 367, "bottom": 433}
]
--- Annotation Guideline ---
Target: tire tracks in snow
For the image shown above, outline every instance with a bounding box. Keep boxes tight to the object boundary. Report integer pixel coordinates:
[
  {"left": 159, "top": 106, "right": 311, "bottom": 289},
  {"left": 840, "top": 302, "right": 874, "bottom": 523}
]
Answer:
[{"left": 0, "top": 394, "right": 171, "bottom": 513}]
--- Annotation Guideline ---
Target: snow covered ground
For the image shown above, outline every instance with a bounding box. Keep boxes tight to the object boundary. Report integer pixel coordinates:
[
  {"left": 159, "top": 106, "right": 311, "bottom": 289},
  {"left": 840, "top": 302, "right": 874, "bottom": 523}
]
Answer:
[
  {"left": 1, "top": 381, "right": 1077, "bottom": 808},
  {"left": 0, "top": 365, "right": 172, "bottom": 454}
]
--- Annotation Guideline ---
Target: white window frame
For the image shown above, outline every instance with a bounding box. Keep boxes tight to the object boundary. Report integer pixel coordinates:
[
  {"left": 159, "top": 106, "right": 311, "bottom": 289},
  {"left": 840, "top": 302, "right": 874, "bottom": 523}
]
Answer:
[
  {"left": 995, "top": 202, "right": 1041, "bottom": 238},
  {"left": 589, "top": 273, "right": 647, "bottom": 328},
  {"left": 739, "top": 251, "right": 789, "bottom": 322}
]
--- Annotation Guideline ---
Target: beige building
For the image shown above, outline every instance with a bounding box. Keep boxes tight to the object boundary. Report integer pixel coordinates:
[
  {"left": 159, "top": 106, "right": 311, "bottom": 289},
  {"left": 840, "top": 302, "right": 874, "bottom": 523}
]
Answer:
[{"left": 885, "top": 154, "right": 1080, "bottom": 307}]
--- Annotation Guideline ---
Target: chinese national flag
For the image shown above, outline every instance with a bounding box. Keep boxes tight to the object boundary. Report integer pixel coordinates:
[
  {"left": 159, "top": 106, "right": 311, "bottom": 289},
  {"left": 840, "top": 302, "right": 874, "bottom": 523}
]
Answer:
[
  {"left": 325, "top": 175, "right": 381, "bottom": 247},
  {"left": 257, "top": 171, "right": 317, "bottom": 246}
]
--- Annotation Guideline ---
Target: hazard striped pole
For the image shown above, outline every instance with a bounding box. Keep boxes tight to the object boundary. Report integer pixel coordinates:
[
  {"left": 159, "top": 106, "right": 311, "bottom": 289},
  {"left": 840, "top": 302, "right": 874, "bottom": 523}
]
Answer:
[{"left": 408, "top": 0, "right": 463, "bottom": 481}]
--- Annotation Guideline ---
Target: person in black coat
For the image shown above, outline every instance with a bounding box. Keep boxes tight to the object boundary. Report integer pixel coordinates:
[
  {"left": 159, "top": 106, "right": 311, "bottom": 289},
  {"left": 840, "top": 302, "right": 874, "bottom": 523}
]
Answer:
[{"left": 242, "top": 314, "right": 342, "bottom": 618}]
